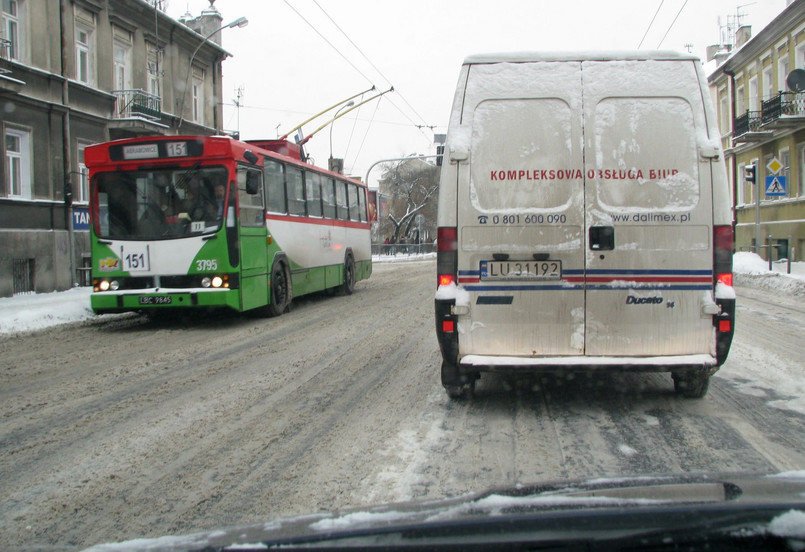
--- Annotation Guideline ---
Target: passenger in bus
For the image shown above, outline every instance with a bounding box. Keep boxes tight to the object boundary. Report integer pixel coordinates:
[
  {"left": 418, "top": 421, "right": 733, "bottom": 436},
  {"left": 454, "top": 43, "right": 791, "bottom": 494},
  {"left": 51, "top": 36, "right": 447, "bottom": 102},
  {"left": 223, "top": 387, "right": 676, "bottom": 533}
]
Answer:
[
  {"left": 178, "top": 177, "right": 218, "bottom": 223},
  {"left": 213, "top": 183, "right": 226, "bottom": 218},
  {"left": 139, "top": 184, "right": 170, "bottom": 237}
]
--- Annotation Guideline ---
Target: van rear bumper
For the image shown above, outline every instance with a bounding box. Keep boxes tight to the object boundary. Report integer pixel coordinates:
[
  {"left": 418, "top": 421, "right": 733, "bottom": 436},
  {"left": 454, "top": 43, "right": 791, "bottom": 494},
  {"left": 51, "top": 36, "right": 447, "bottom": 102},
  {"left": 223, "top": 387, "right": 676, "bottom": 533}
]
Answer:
[{"left": 459, "top": 353, "right": 718, "bottom": 373}]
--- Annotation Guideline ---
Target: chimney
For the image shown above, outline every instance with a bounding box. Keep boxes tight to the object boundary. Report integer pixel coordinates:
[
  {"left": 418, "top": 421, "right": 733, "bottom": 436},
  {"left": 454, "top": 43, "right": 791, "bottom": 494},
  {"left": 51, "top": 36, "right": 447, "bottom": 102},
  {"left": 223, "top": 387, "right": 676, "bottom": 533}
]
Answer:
[
  {"left": 183, "top": 0, "right": 225, "bottom": 46},
  {"left": 736, "top": 25, "right": 752, "bottom": 48}
]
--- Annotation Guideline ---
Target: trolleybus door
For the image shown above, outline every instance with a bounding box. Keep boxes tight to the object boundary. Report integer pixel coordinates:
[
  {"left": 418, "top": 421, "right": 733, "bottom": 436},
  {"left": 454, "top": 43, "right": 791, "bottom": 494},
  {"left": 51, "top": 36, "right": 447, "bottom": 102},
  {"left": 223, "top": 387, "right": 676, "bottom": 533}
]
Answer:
[{"left": 237, "top": 166, "right": 269, "bottom": 311}]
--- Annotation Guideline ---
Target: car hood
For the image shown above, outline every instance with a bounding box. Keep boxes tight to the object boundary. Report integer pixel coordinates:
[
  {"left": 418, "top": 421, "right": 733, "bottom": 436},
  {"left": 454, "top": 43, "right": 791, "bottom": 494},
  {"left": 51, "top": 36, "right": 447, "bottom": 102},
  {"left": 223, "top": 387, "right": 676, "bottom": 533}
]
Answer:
[{"left": 83, "top": 471, "right": 805, "bottom": 551}]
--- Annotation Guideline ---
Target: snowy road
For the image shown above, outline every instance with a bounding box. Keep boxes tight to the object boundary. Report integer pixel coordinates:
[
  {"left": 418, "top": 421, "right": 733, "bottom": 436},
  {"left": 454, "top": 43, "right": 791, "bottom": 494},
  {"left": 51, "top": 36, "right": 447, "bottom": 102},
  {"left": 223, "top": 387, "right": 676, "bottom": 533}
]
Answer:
[{"left": 1, "top": 259, "right": 804, "bottom": 549}]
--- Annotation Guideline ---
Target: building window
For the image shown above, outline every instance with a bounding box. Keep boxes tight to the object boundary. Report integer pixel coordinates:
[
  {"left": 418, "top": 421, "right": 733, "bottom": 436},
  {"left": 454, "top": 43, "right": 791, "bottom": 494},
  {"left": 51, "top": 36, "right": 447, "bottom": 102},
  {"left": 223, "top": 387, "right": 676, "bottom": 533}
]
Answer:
[
  {"left": 191, "top": 68, "right": 204, "bottom": 124},
  {"left": 736, "top": 86, "right": 745, "bottom": 114},
  {"left": 797, "top": 44, "right": 805, "bottom": 71},
  {"left": 1, "top": 0, "right": 21, "bottom": 61},
  {"left": 113, "top": 41, "right": 131, "bottom": 90},
  {"left": 798, "top": 143, "right": 805, "bottom": 198},
  {"left": 4, "top": 127, "right": 31, "bottom": 199},
  {"left": 77, "top": 142, "right": 90, "bottom": 204},
  {"left": 719, "top": 93, "right": 729, "bottom": 135},
  {"left": 75, "top": 25, "right": 95, "bottom": 84},
  {"left": 779, "top": 148, "right": 790, "bottom": 200},
  {"left": 779, "top": 56, "right": 789, "bottom": 94},
  {"left": 737, "top": 162, "right": 746, "bottom": 206},
  {"left": 147, "top": 44, "right": 162, "bottom": 99},
  {"left": 762, "top": 67, "right": 773, "bottom": 101},
  {"left": 748, "top": 76, "right": 758, "bottom": 111},
  {"left": 12, "top": 258, "right": 35, "bottom": 295}
]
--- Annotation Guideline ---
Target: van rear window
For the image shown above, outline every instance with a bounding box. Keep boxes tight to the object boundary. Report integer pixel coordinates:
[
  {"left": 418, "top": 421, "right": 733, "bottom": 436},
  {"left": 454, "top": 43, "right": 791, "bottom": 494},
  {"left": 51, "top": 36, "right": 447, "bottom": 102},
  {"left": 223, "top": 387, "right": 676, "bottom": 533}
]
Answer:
[
  {"left": 470, "top": 99, "right": 579, "bottom": 212},
  {"left": 592, "top": 97, "right": 699, "bottom": 211}
]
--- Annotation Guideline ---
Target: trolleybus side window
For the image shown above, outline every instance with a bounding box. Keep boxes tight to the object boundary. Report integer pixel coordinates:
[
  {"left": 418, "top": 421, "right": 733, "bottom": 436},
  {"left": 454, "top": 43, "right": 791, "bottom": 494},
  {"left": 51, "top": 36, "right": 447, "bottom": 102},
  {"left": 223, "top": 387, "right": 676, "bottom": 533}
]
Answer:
[
  {"left": 322, "top": 177, "right": 336, "bottom": 219},
  {"left": 265, "top": 159, "right": 286, "bottom": 214},
  {"left": 306, "top": 171, "right": 323, "bottom": 217},
  {"left": 358, "top": 186, "right": 367, "bottom": 222},
  {"left": 287, "top": 166, "right": 306, "bottom": 216},
  {"left": 347, "top": 183, "right": 360, "bottom": 222},
  {"left": 336, "top": 180, "right": 349, "bottom": 221},
  {"left": 237, "top": 167, "right": 264, "bottom": 227}
]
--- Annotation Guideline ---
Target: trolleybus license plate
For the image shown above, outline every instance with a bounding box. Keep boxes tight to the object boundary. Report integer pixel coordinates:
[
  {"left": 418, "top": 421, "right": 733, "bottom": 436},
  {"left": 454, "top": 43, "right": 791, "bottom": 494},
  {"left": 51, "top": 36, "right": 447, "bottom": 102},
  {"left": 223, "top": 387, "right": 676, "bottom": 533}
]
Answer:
[
  {"left": 138, "top": 296, "right": 172, "bottom": 305},
  {"left": 480, "top": 260, "right": 562, "bottom": 280}
]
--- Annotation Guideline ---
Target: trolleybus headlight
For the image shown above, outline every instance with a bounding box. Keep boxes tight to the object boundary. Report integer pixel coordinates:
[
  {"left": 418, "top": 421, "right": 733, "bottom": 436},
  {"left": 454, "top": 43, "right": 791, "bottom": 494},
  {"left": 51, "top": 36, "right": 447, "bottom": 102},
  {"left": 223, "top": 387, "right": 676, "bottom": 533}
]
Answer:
[
  {"left": 109, "top": 280, "right": 120, "bottom": 291},
  {"left": 201, "top": 277, "right": 212, "bottom": 288},
  {"left": 211, "top": 276, "right": 224, "bottom": 288},
  {"left": 98, "top": 280, "right": 110, "bottom": 291}
]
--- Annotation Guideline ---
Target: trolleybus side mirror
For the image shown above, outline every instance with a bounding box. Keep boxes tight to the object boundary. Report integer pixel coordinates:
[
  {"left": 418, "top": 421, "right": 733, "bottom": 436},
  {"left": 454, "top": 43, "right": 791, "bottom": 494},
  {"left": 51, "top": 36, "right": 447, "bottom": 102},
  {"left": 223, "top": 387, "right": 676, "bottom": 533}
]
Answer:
[
  {"left": 246, "top": 171, "right": 261, "bottom": 195},
  {"left": 244, "top": 150, "right": 259, "bottom": 165}
]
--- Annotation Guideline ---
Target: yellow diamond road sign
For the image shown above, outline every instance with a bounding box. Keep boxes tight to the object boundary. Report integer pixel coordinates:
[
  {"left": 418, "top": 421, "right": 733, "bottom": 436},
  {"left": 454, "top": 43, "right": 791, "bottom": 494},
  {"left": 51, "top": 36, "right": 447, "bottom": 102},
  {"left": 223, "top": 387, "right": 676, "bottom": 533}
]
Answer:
[{"left": 767, "top": 158, "right": 783, "bottom": 175}]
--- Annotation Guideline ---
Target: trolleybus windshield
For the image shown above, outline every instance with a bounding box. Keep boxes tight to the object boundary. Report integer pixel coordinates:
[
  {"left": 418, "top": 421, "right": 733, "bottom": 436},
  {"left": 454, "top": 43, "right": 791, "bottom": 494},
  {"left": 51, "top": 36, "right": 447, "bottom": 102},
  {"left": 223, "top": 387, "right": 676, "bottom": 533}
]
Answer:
[{"left": 94, "top": 166, "right": 228, "bottom": 240}]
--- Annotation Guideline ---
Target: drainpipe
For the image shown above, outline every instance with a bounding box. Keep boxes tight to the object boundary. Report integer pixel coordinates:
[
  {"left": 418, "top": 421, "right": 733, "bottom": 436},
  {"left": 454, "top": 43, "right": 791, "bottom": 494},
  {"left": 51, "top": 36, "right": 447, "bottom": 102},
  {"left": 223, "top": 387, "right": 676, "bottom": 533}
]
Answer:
[{"left": 60, "top": 1, "right": 76, "bottom": 286}]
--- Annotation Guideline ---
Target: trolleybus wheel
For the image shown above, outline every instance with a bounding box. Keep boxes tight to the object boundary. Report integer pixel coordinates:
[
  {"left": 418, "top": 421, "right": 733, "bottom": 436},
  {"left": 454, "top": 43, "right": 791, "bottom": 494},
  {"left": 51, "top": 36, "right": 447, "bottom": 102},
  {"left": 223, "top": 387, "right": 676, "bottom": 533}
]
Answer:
[
  {"left": 339, "top": 255, "right": 356, "bottom": 296},
  {"left": 268, "top": 262, "right": 289, "bottom": 317}
]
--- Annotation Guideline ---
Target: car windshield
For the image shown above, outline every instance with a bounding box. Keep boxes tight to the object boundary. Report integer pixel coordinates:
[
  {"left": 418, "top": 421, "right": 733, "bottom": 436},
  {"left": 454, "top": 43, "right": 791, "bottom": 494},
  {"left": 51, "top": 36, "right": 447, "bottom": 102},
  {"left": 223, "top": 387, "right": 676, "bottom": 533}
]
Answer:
[{"left": 94, "top": 166, "right": 228, "bottom": 240}]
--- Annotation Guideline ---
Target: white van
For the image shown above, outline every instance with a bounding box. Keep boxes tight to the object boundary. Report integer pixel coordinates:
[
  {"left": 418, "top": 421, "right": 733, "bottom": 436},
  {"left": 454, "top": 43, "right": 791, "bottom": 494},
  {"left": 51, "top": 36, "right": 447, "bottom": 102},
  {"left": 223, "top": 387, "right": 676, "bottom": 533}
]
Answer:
[{"left": 435, "top": 52, "right": 735, "bottom": 399}]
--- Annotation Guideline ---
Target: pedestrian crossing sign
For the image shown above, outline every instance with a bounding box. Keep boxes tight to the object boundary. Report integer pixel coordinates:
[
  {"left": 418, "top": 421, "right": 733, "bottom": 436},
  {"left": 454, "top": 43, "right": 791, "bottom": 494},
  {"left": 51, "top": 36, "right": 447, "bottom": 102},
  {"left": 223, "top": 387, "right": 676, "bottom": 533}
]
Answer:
[{"left": 765, "top": 175, "right": 787, "bottom": 197}]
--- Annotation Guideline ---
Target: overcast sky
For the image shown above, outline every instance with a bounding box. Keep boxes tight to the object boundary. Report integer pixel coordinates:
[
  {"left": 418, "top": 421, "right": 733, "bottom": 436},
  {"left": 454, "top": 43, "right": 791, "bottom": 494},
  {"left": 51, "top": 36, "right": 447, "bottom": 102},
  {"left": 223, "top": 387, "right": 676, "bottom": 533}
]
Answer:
[{"left": 167, "top": 0, "right": 788, "bottom": 185}]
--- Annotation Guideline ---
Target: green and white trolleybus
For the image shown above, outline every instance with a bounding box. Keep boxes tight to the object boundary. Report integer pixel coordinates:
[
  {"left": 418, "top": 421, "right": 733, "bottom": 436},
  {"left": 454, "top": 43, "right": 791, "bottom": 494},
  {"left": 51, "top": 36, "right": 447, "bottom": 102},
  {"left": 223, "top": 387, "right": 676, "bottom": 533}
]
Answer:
[{"left": 86, "top": 135, "right": 371, "bottom": 316}]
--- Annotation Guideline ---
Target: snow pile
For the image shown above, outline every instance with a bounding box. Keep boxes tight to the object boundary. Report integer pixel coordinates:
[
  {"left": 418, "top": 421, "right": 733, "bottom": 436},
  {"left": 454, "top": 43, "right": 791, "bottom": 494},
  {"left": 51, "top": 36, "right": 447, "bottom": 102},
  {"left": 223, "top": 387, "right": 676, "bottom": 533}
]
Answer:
[
  {"left": 733, "top": 252, "right": 805, "bottom": 297},
  {"left": 0, "top": 287, "right": 98, "bottom": 335}
]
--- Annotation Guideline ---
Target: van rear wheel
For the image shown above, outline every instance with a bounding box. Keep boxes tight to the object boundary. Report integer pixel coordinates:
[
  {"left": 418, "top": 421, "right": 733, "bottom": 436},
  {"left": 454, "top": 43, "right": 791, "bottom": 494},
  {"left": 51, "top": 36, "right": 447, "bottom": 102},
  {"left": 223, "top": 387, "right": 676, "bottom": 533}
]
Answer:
[
  {"left": 441, "top": 361, "right": 475, "bottom": 400},
  {"left": 672, "top": 369, "right": 710, "bottom": 399}
]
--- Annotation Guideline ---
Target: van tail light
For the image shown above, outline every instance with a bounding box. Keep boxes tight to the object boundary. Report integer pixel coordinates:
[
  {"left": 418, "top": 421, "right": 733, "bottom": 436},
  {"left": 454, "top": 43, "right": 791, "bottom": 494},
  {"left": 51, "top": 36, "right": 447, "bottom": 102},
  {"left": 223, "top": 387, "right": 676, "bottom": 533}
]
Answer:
[
  {"left": 714, "top": 225, "right": 733, "bottom": 288},
  {"left": 437, "top": 226, "right": 458, "bottom": 288},
  {"left": 713, "top": 224, "right": 735, "bottom": 366}
]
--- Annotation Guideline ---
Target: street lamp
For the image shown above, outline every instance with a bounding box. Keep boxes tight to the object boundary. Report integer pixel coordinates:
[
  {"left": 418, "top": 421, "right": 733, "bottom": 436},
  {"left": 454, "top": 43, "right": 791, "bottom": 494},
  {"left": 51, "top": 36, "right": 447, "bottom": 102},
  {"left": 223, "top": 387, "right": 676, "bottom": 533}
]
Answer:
[
  {"left": 329, "top": 101, "right": 355, "bottom": 159},
  {"left": 176, "top": 16, "right": 248, "bottom": 129}
]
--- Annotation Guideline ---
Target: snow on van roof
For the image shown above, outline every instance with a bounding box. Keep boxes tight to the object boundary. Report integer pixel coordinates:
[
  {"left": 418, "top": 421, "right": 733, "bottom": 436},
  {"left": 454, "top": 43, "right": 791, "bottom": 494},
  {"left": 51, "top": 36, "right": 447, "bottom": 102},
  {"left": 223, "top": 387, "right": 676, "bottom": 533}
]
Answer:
[{"left": 463, "top": 51, "right": 699, "bottom": 65}]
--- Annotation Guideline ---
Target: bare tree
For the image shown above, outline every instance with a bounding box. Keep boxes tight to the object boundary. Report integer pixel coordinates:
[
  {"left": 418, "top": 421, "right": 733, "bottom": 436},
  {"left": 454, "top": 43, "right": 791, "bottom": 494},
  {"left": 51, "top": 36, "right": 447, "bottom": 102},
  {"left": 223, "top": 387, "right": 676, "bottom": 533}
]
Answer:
[{"left": 379, "top": 158, "right": 439, "bottom": 244}]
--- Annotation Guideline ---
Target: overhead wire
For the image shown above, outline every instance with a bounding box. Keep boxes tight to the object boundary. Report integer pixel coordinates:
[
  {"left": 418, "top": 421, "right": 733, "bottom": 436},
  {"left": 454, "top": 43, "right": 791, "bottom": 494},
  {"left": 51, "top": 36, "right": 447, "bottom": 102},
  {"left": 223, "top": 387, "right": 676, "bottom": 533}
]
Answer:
[
  {"left": 637, "top": 0, "right": 664, "bottom": 49},
  {"left": 657, "top": 0, "right": 689, "bottom": 49},
  {"left": 281, "top": 0, "right": 375, "bottom": 86},
  {"left": 311, "top": 0, "right": 432, "bottom": 130}
]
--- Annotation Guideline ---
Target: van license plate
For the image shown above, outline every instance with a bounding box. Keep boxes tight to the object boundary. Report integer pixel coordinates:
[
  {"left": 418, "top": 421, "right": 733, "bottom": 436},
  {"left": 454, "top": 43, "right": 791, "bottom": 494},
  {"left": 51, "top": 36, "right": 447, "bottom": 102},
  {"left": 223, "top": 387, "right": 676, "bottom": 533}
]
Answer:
[{"left": 480, "top": 260, "right": 562, "bottom": 280}]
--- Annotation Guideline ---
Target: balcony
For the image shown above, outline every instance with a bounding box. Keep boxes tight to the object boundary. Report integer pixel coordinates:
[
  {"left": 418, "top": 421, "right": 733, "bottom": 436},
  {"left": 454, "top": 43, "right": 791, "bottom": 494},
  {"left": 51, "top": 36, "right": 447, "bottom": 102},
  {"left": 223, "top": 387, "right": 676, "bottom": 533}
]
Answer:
[
  {"left": 733, "top": 91, "right": 805, "bottom": 144},
  {"left": 112, "top": 89, "right": 162, "bottom": 121},
  {"left": 0, "top": 37, "right": 12, "bottom": 75},
  {"left": 761, "top": 91, "right": 805, "bottom": 129},
  {"left": 733, "top": 110, "right": 771, "bottom": 142}
]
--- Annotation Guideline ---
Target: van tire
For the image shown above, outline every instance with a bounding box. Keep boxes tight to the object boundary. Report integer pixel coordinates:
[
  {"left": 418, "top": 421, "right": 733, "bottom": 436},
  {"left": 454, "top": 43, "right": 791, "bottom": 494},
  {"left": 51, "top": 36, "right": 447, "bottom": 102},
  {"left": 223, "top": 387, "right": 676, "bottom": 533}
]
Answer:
[
  {"left": 442, "top": 361, "right": 475, "bottom": 399},
  {"left": 672, "top": 369, "right": 710, "bottom": 399}
]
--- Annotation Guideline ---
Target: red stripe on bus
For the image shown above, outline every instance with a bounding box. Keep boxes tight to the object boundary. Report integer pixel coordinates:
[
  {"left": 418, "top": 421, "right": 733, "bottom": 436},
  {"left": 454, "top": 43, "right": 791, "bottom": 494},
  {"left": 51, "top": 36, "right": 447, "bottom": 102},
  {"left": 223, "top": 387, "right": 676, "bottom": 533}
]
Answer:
[{"left": 265, "top": 214, "right": 370, "bottom": 230}]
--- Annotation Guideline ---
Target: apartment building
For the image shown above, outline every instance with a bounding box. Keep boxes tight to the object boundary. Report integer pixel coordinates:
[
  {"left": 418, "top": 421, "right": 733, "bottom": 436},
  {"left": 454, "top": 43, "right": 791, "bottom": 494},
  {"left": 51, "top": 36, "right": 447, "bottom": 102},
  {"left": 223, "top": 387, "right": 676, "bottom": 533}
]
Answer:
[
  {"left": 0, "top": 0, "right": 236, "bottom": 297},
  {"left": 708, "top": 0, "right": 805, "bottom": 261}
]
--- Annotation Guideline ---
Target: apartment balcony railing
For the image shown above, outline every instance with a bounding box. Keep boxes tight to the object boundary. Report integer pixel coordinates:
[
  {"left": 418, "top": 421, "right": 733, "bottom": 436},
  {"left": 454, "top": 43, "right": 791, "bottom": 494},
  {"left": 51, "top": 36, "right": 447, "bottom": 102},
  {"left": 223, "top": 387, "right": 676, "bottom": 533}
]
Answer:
[
  {"left": 761, "top": 91, "right": 805, "bottom": 126},
  {"left": 0, "top": 37, "right": 12, "bottom": 75},
  {"left": 112, "top": 89, "right": 162, "bottom": 121},
  {"left": 733, "top": 110, "right": 763, "bottom": 137},
  {"left": 734, "top": 91, "right": 805, "bottom": 143}
]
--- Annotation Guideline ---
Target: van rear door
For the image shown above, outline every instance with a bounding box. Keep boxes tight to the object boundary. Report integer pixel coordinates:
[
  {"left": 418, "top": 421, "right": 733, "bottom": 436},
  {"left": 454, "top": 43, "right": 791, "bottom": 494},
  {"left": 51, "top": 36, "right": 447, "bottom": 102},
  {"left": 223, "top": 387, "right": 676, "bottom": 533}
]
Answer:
[
  {"left": 456, "top": 57, "right": 715, "bottom": 361},
  {"left": 581, "top": 59, "right": 714, "bottom": 357},
  {"left": 458, "top": 61, "right": 586, "bottom": 357}
]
